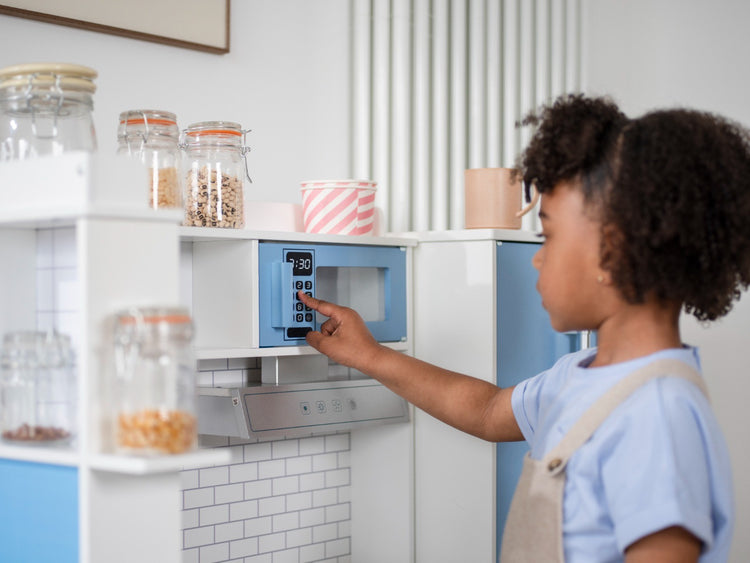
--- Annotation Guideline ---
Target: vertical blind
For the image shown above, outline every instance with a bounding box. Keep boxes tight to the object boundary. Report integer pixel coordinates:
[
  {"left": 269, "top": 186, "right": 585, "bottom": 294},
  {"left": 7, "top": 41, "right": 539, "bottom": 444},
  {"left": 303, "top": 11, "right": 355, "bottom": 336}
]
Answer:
[{"left": 350, "top": 0, "right": 582, "bottom": 233}]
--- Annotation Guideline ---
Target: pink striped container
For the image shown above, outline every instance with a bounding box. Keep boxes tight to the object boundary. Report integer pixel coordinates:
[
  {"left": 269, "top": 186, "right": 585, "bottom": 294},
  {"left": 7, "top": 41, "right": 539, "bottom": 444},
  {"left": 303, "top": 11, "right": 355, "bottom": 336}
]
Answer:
[{"left": 300, "top": 180, "right": 378, "bottom": 235}]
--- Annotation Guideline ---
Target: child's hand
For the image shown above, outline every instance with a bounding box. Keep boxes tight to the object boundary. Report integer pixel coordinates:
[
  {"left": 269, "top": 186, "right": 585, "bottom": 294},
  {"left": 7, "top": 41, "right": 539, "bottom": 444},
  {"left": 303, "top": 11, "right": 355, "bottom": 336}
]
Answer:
[{"left": 297, "top": 290, "right": 383, "bottom": 372}]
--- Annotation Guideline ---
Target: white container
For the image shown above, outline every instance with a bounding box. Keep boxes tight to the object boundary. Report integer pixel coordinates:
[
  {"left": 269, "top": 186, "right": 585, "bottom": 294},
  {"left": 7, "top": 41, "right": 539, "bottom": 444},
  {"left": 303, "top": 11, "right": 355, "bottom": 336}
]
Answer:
[{"left": 300, "top": 179, "right": 377, "bottom": 235}]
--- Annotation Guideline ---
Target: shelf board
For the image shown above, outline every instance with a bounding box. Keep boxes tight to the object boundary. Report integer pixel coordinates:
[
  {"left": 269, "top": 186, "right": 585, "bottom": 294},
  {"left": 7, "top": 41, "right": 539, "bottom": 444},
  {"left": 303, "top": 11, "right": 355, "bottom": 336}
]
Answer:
[
  {"left": 87, "top": 448, "right": 232, "bottom": 474},
  {"left": 179, "top": 225, "right": 417, "bottom": 247},
  {"left": 195, "top": 340, "right": 409, "bottom": 360},
  {"left": 0, "top": 442, "right": 80, "bottom": 467}
]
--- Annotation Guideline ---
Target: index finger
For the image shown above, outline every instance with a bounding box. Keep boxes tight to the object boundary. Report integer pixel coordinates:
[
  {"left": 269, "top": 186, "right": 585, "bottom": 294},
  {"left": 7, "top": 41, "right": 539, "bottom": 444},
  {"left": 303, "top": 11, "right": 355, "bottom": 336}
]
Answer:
[{"left": 298, "top": 290, "right": 336, "bottom": 317}]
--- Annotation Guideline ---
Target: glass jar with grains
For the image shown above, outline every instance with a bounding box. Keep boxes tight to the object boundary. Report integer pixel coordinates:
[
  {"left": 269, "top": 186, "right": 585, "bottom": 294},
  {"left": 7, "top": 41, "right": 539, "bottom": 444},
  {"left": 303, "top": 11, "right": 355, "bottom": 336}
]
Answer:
[
  {"left": 0, "top": 62, "right": 97, "bottom": 161},
  {"left": 117, "top": 109, "right": 182, "bottom": 210},
  {"left": 181, "top": 120, "right": 250, "bottom": 228},
  {"left": 0, "top": 331, "right": 76, "bottom": 445},
  {"left": 112, "top": 308, "right": 197, "bottom": 456}
]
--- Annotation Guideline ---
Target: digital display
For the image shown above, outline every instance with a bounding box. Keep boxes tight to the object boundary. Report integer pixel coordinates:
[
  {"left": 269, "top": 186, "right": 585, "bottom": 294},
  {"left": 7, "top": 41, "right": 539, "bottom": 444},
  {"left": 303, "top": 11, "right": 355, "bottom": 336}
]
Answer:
[{"left": 286, "top": 251, "right": 313, "bottom": 276}]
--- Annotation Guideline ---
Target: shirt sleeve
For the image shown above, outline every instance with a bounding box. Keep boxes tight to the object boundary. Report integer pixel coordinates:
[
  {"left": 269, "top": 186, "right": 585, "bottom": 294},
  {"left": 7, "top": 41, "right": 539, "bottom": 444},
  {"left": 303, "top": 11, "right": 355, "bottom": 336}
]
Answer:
[{"left": 596, "top": 377, "right": 717, "bottom": 552}]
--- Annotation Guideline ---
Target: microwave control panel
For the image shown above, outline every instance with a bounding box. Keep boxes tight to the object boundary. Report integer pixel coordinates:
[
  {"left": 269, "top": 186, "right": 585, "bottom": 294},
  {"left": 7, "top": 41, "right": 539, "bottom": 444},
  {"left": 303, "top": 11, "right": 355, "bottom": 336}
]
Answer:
[
  {"left": 284, "top": 248, "right": 315, "bottom": 341},
  {"left": 258, "top": 241, "right": 407, "bottom": 348}
]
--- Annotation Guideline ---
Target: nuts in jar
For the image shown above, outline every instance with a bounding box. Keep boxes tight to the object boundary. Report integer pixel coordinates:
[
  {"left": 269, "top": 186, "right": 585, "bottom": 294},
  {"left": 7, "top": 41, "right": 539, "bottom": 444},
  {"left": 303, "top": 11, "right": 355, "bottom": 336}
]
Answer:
[
  {"left": 181, "top": 120, "right": 250, "bottom": 229},
  {"left": 117, "top": 408, "right": 197, "bottom": 455},
  {"left": 184, "top": 165, "right": 244, "bottom": 227},
  {"left": 149, "top": 166, "right": 180, "bottom": 208}
]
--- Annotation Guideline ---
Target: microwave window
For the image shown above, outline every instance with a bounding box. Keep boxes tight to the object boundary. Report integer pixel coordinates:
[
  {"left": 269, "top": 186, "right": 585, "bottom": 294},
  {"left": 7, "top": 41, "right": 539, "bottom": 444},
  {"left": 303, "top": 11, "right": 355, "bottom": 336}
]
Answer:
[{"left": 315, "top": 267, "right": 386, "bottom": 322}]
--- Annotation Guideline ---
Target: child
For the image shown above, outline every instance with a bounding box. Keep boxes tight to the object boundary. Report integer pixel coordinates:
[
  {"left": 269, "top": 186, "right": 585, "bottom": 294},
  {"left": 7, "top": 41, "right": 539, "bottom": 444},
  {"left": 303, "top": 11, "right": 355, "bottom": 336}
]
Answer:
[{"left": 299, "top": 94, "right": 750, "bottom": 561}]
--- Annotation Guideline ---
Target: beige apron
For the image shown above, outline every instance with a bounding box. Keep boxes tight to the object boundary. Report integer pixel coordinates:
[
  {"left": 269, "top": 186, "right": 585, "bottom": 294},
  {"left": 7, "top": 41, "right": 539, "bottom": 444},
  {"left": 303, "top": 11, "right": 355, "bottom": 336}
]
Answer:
[{"left": 499, "top": 358, "right": 708, "bottom": 562}]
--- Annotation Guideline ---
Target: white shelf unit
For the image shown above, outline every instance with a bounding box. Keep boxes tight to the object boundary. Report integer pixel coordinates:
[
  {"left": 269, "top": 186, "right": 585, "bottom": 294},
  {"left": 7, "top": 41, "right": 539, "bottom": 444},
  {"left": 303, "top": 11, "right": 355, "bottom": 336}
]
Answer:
[
  {"left": 178, "top": 226, "right": 417, "bottom": 562},
  {"left": 0, "top": 153, "right": 230, "bottom": 563}
]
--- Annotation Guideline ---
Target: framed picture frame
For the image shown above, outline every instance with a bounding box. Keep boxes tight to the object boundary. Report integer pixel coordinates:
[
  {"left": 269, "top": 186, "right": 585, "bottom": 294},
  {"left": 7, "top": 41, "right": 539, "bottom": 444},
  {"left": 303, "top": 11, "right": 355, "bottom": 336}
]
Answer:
[{"left": 0, "top": 0, "right": 230, "bottom": 54}]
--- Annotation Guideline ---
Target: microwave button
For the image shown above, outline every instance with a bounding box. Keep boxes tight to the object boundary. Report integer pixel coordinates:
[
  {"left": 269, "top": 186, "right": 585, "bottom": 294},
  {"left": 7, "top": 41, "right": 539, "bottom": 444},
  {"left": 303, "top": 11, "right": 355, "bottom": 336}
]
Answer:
[
  {"left": 295, "top": 281, "right": 303, "bottom": 290},
  {"left": 305, "top": 313, "right": 313, "bottom": 322},
  {"left": 295, "top": 313, "right": 304, "bottom": 322},
  {"left": 295, "top": 303, "right": 304, "bottom": 312},
  {"left": 304, "top": 281, "right": 312, "bottom": 290}
]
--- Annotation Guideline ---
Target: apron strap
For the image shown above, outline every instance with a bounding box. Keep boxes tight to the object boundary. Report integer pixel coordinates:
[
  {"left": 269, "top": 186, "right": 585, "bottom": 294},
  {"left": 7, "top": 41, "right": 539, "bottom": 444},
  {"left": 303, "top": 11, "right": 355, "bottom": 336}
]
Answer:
[{"left": 543, "top": 358, "right": 708, "bottom": 475}]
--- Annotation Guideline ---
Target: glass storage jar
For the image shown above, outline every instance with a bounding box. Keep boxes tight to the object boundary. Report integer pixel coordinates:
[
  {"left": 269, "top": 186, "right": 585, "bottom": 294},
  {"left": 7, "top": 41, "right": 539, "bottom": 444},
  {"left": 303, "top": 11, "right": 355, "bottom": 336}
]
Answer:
[
  {"left": 0, "top": 331, "right": 76, "bottom": 445},
  {"left": 112, "top": 307, "right": 197, "bottom": 455},
  {"left": 181, "top": 120, "right": 249, "bottom": 228},
  {"left": 0, "top": 62, "right": 97, "bottom": 161},
  {"left": 117, "top": 109, "right": 182, "bottom": 210}
]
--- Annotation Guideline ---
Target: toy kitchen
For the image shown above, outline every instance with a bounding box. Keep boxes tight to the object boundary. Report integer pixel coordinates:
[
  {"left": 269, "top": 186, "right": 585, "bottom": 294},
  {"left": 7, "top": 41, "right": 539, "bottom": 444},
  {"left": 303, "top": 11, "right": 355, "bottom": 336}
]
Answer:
[{"left": 0, "top": 64, "right": 586, "bottom": 563}]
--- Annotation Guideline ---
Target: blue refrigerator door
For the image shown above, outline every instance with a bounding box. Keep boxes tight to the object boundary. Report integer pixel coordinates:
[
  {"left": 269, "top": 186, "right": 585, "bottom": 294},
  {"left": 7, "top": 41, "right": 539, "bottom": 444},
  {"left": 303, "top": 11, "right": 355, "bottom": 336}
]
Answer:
[{"left": 495, "top": 241, "right": 589, "bottom": 556}]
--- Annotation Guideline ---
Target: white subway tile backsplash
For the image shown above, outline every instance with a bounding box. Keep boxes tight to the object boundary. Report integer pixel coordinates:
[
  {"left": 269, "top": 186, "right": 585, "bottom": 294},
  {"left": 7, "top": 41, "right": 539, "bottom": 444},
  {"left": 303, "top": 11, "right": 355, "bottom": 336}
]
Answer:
[
  {"left": 312, "top": 523, "right": 338, "bottom": 543},
  {"left": 312, "top": 488, "right": 337, "bottom": 508},
  {"left": 230, "top": 500, "right": 258, "bottom": 522},
  {"left": 286, "top": 527, "right": 312, "bottom": 548},
  {"left": 229, "top": 537, "right": 259, "bottom": 559},
  {"left": 311, "top": 453, "right": 337, "bottom": 473},
  {"left": 245, "top": 479, "right": 273, "bottom": 500},
  {"left": 184, "top": 526, "right": 214, "bottom": 548},
  {"left": 273, "top": 476, "right": 299, "bottom": 496},
  {"left": 214, "top": 521, "right": 244, "bottom": 543},
  {"left": 299, "top": 437, "right": 325, "bottom": 456},
  {"left": 214, "top": 483, "right": 244, "bottom": 504},
  {"left": 258, "top": 531, "right": 285, "bottom": 553},
  {"left": 325, "top": 538, "right": 350, "bottom": 558},
  {"left": 200, "top": 466, "right": 229, "bottom": 488},
  {"left": 299, "top": 508, "right": 325, "bottom": 528},
  {"left": 244, "top": 516, "right": 272, "bottom": 538},
  {"left": 299, "top": 472, "right": 325, "bottom": 492},
  {"left": 199, "top": 542, "right": 229, "bottom": 563},
  {"left": 230, "top": 462, "right": 258, "bottom": 483},
  {"left": 245, "top": 554, "right": 272, "bottom": 563},
  {"left": 258, "top": 459, "right": 286, "bottom": 479},
  {"left": 285, "top": 492, "right": 312, "bottom": 513},
  {"left": 200, "top": 504, "right": 229, "bottom": 526},
  {"left": 273, "top": 511, "right": 300, "bottom": 533},
  {"left": 181, "top": 363, "right": 353, "bottom": 563},
  {"left": 184, "top": 487, "right": 215, "bottom": 509},
  {"left": 299, "top": 543, "right": 325, "bottom": 563},
  {"left": 258, "top": 496, "right": 286, "bottom": 517},
  {"left": 244, "top": 442, "right": 273, "bottom": 462},
  {"left": 325, "top": 469, "right": 349, "bottom": 488},
  {"left": 272, "top": 440, "right": 299, "bottom": 459},
  {"left": 273, "top": 548, "right": 301, "bottom": 563}
]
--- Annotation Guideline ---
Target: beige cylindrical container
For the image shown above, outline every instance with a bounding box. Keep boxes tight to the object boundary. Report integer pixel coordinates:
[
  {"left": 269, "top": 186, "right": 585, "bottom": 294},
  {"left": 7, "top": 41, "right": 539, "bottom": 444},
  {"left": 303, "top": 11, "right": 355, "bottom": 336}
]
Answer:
[
  {"left": 464, "top": 168, "right": 524, "bottom": 229},
  {"left": 0, "top": 62, "right": 97, "bottom": 161},
  {"left": 0, "top": 331, "right": 76, "bottom": 445},
  {"left": 112, "top": 307, "right": 197, "bottom": 455},
  {"left": 117, "top": 109, "right": 182, "bottom": 210},
  {"left": 181, "top": 121, "right": 250, "bottom": 229}
]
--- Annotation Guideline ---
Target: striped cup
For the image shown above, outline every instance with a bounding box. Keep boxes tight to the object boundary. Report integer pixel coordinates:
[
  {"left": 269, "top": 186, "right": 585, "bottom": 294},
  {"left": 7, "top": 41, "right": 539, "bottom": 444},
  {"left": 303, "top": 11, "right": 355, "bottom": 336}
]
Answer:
[{"left": 300, "top": 180, "right": 378, "bottom": 235}]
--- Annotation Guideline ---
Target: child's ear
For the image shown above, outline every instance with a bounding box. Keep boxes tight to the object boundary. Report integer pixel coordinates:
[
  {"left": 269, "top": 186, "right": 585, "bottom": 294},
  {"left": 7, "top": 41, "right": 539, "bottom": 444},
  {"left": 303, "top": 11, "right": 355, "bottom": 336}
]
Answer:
[{"left": 598, "top": 223, "right": 621, "bottom": 273}]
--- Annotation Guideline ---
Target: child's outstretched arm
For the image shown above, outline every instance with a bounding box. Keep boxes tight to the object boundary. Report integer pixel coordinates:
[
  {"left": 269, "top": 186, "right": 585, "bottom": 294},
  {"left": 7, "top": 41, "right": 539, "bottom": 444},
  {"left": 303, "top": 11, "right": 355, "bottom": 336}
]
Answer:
[{"left": 299, "top": 291, "right": 523, "bottom": 442}]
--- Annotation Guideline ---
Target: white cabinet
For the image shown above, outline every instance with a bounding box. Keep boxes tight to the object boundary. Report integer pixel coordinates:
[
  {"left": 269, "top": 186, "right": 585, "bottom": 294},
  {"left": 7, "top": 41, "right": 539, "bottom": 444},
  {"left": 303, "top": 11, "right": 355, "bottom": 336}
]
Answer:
[{"left": 0, "top": 153, "right": 228, "bottom": 563}]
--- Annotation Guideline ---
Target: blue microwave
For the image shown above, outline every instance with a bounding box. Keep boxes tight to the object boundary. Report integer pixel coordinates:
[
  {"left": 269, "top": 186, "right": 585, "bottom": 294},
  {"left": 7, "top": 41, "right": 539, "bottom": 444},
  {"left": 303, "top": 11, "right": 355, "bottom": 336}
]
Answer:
[{"left": 258, "top": 241, "right": 408, "bottom": 347}]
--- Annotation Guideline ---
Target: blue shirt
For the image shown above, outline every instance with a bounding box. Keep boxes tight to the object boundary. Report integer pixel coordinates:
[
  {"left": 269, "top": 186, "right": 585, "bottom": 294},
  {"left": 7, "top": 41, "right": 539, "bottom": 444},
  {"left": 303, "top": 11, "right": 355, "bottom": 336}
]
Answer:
[{"left": 511, "top": 347, "right": 733, "bottom": 561}]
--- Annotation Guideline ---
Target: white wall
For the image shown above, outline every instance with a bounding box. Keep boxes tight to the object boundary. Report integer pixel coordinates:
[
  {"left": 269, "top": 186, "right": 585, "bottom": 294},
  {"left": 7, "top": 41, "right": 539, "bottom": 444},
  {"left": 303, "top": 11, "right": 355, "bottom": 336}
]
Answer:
[
  {"left": 0, "top": 0, "right": 352, "bottom": 205},
  {"left": 582, "top": 1, "right": 750, "bottom": 561}
]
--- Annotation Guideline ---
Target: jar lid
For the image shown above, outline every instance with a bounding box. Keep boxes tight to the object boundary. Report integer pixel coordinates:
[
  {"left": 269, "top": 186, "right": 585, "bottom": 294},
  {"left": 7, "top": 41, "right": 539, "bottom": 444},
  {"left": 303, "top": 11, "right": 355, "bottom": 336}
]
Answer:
[
  {"left": 0, "top": 62, "right": 97, "bottom": 93},
  {"left": 116, "top": 307, "right": 192, "bottom": 325},
  {"left": 184, "top": 120, "right": 243, "bottom": 136},
  {"left": 1, "top": 331, "right": 74, "bottom": 369},
  {"left": 118, "top": 109, "right": 179, "bottom": 141},
  {"left": 119, "top": 109, "right": 177, "bottom": 128}
]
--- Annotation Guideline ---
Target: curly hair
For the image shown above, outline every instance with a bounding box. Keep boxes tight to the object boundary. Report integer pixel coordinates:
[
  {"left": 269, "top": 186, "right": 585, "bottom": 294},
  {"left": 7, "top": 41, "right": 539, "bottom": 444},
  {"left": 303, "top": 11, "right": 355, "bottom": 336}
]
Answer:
[{"left": 518, "top": 94, "right": 750, "bottom": 321}]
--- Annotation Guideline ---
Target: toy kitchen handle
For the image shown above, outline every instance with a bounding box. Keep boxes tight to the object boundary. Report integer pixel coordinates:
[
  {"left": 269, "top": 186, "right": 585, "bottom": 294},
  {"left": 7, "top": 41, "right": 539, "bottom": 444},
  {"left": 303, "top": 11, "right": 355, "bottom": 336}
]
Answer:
[{"left": 271, "top": 261, "right": 294, "bottom": 328}]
